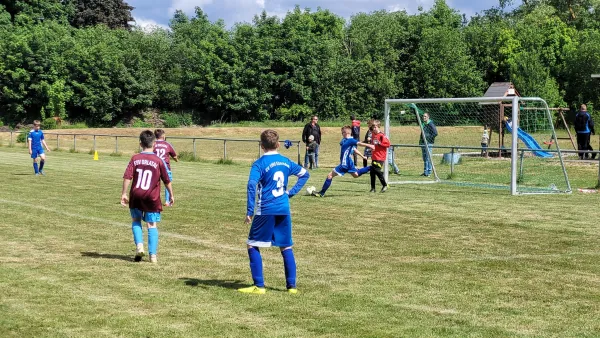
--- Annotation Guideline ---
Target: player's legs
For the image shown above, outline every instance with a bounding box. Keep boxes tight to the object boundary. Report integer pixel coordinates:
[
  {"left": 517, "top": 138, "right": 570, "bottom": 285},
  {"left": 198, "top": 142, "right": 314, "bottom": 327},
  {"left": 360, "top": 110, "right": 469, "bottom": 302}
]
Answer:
[
  {"left": 39, "top": 153, "right": 46, "bottom": 174},
  {"left": 370, "top": 160, "right": 387, "bottom": 192},
  {"left": 316, "top": 169, "right": 340, "bottom": 196},
  {"left": 354, "top": 166, "right": 370, "bottom": 177},
  {"left": 304, "top": 148, "right": 309, "bottom": 168},
  {"left": 273, "top": 215, "right": 297, "bottom": 292},
  {"left": 314, "top": 144, "right": 320, "bottom": 168},
  {"left": 31, "top": 149, "right": 40, "bottom": 174},
  {"left": 142, "top": 212, "right": 161, "bottom": 263},
  {"left": 129, "top": 209, "right": 144, "bottom": 261},
  {"left": 240, "top": 215, "right": 274, "bottom": 293},
  {"left": 165, "top": 170, "right": 173, "bottom": 206}
]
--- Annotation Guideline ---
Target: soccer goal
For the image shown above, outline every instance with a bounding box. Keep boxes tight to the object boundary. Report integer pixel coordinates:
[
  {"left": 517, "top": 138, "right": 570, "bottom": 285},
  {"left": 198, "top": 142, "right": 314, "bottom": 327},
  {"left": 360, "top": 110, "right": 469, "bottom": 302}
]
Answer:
[{"left": 383, "top": 96, "right": 571, "bottom": 195}]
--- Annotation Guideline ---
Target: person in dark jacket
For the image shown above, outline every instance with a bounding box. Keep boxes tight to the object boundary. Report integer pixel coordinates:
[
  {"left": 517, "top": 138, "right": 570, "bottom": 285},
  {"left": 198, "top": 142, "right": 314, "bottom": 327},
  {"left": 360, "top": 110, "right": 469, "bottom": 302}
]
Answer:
[
  {"left": 574, "top": 104, "right": 595, "bottom": 160},
  {"left": 302, "top": 115, "right": 322, "bottom": 168},
  {"left": 351, "top": 115, "right": 361, "bottom": 164},
  {"left": 419, "top": 113, "right": 438, "bottom": 177}
]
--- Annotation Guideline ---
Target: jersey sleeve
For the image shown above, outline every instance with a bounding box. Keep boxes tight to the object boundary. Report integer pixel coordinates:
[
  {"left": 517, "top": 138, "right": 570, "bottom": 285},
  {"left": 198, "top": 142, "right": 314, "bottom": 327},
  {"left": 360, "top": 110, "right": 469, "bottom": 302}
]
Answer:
[
  {"left": 168, "top": 143, "right": 177, "bottom": 158},
  {"left": 379, "top": 134, "right": 391, "bottom": 147},
  {"left": 27, "top": 130, "right": 32, "bottom": 141},
  {"left": 287, "top": 162, "right": 309, "bottom": 198},
  {"left": 159, "top": 158, "right": 171, "bottom": 184},
  {"left": 123, "top": 159, "right": 135, "bottom": 179},
  {"left": 246, "top": 162, "right": 262, "bottom": 216},
  {"left": 40, "top": 131, "right": 44, "bottom": 140}
]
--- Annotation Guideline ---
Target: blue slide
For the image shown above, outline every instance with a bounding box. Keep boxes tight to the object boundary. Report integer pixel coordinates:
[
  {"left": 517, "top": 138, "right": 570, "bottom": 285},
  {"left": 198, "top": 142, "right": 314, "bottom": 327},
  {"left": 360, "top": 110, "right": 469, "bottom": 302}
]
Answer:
[{"left": 504, "top": 121, "right": 553, "bottom": 158}]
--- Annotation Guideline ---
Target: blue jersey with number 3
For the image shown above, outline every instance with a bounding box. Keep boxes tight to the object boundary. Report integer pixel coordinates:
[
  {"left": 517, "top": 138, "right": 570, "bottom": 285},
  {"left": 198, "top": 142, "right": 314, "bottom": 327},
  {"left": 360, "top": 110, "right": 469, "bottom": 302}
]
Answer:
[{"left": 247, "top": 152, "right": 309, "bottom": 216}]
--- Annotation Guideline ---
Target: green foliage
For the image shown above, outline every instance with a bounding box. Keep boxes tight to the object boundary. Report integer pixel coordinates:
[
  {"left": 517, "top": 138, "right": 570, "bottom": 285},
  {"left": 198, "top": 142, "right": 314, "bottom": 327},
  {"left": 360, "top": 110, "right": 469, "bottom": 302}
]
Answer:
[
  {"left": 70, "top": 0, "right": 133, "bottom": 29},
  {"left": 215, "top": 158, "right": 235, "bottom": 165},
  {"left": 161, "top": 112, "right": 193, "bottom": 128},
  {"left": 177, "top": 150, "right": 200, "bottom": 162},
  {"left": 275, "top": 104, "right": 313, "bottom": 121},
  {"left": 16, "top": 130, "right": 27, "bottom": 143},
  {"left": 131, "top": 119, "right": 151, "bottom": 128},
  {"left": 41, "top": 117, "right": 58, "bottom": 130}
]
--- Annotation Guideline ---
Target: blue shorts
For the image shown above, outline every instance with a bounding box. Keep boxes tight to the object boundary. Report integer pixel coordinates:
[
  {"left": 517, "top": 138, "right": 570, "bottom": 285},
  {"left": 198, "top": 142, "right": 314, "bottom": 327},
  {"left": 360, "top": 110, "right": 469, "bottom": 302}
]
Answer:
[
  {"left": 333, "top": 164, "right": 358, "bottom": 176},
  {"left": 130, "top": 208, "right": 161, "bottom": 223},
  {"left": 247, "top": 215, "right": 293, "bottom": 248},
  {"left": 31, "top": 148, "right": 44, "bottom": 159}
]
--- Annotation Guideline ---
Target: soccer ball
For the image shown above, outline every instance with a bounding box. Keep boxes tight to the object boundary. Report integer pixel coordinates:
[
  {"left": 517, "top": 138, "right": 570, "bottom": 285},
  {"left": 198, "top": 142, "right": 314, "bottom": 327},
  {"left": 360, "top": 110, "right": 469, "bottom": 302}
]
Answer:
[{"left": 306, "top": 186, "right": 316, "bottom": 195}]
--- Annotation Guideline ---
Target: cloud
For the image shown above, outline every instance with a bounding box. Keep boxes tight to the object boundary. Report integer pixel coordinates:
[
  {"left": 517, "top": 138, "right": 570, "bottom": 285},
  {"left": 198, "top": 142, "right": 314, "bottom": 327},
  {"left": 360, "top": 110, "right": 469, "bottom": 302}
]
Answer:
[{"left": 132, "top": 17, "right": 170, "bottom": 31}]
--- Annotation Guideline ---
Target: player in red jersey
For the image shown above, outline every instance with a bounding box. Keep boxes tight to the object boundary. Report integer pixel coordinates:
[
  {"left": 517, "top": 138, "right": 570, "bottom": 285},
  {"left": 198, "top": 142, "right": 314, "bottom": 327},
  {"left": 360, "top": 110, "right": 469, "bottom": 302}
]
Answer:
[
  {"left": 153, "top": 129, "right": 178, "bottom": 206},
  {"left": 121, "top": 130, "right": 174, "bottom": 263},
  {"left": 369, "top": 120, "right": 390, "bottom": 193}
]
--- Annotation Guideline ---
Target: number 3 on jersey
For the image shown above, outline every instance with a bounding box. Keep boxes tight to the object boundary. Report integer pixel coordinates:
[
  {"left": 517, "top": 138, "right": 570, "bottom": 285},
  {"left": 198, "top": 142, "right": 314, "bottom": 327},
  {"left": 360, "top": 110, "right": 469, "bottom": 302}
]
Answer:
[
  {"left": 135, "top": 169, "right": 153, "bottom": 190},
  {"left": 272, "top": 171, "right": 284, "bottom": 197}
]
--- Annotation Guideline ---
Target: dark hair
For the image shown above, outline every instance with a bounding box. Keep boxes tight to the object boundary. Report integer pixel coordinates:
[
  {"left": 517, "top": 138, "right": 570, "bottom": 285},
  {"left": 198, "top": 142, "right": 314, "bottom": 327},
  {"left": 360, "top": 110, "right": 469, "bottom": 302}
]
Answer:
[
  {"left": 154, "top": 129, "right": 165, "bottom": 139},
  {"left": 139, "top": 130, "right": 156, "bottom": 149},
  {"left": 261, "top": 129, "right": 279, "bottom": 151},
  {"left": 350, "top": 115, "right": 356, "bottom": 120}
]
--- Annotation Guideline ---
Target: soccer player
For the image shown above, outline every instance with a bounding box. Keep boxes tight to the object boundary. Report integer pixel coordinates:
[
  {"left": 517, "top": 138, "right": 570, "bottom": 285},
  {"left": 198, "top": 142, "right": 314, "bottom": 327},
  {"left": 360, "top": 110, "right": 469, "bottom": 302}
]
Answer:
[
  {"left": 28, "top": 120, "right": 51, "bottom": 175},
  {"left": 240, "top": 129, "right": 309, "bottom": 294},
  {"left": 153, "top": 129, "right": 178, "bottom": 206},
  {"left": 121, "top": 130, "right": 174, "bottom": 263},
  {"left": 311, "top": 126, "right": 371, "bottom": 197},
  {"left": 369, "top": 120, "right": 391, "bottom": 192}
]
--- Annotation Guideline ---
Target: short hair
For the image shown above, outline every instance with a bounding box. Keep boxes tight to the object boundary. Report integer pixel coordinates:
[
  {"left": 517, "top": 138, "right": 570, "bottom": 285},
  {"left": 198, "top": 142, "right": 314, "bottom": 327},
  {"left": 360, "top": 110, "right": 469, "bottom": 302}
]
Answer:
[
  {"left": 372, "top": 120, "right": 381, "bottom": 127},
  {"left": 261, "top": 129, "right": 279, "bottom": 151},
  {"left": 308, "top": 135, "right": 314, "bottom": 141},
  {"left": 33, "top": 120, "right": 41, "bottom": 126},
  {"left": 139, "top": 130, "right": 156, "bottom": 149},
  {"left": 154, "top": 129, "right": 165, "bottom": 139},
  {"left": 341, "top": 125, "right": 352, "bottom": 133},
  {"left": 311, "top": 115, "right": 318, "bottom": 121},
  {"left": 350, "top": 115, "right": 356, "bottom": 120}
]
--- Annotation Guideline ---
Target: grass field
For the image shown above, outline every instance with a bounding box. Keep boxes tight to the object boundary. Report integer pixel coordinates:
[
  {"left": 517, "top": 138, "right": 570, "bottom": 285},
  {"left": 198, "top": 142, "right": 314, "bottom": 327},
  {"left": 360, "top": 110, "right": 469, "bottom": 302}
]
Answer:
[{"left": 2, "top": 134, "right": 600, "bottom": 337}]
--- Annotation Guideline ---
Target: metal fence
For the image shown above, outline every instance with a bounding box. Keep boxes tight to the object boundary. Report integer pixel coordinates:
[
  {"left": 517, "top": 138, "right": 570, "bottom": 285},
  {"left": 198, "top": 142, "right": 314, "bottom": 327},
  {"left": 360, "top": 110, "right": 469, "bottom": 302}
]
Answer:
[{"left": 0, "top": 131, "right": 302, "bottom": 165}]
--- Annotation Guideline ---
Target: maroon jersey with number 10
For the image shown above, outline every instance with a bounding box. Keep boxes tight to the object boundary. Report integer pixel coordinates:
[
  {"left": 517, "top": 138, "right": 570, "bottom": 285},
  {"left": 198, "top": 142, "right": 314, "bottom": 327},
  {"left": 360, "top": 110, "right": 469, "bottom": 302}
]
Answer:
[
  {"left": 153, "top": 140, "right": 177, "bottom": 170},
  {"left": 123, "top": 152, "right": 171, "bottom": 212}
]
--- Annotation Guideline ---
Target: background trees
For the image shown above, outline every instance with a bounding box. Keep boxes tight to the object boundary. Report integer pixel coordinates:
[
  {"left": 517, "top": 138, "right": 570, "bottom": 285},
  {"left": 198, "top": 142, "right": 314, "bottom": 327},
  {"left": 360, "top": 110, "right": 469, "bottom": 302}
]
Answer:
[{"left": 0, "top": 0, "right": 599, "bottom": 126}]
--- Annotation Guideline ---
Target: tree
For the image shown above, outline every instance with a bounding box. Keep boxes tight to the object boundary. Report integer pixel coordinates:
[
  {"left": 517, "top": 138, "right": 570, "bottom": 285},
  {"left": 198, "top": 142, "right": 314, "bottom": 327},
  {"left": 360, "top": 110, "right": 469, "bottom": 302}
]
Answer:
[{"left": 70, "top": 0, "right": 133, "bottom": 29}]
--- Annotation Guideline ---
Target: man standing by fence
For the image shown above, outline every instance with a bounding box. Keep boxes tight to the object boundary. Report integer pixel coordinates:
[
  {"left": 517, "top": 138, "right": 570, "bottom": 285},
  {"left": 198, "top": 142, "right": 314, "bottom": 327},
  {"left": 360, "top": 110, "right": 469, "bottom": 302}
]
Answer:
[
  {"left": 302, "top": 115, "right": 321, "bottom": 168},
  {"left": 575, "top": 104, "right": 595, "bottom": 160}
]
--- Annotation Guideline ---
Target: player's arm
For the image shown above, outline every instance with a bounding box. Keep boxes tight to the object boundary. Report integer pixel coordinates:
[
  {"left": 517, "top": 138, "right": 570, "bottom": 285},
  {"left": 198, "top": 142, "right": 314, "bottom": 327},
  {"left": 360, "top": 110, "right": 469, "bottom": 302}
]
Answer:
[
  {"left": 165, "top": 181, "right": 174, "bottom": 205},
  {"left": 287, "top": 164, "right": 309, "bottom": 198},
  {"left": 27, "top": 134, "right": 32, "bottom": 154},
  {"left": 356, "top": 141, "right": 371, "bottom": 148},
  {"left": 42, "top": 139, "right": 51, "bottom": 151},
  {"left": 170, "top": 147, "right": 178, "bottom": 162},
  {"left": 121, "top": 178, "right": 131, "bottom": 206},
  {"left": 379, "top": 135, "right": 391, "bottom": 147},
  {"left": 354, "top": 150, "right": 367, "bottom": 160},
  {"left": 245, "top": 163, "right": 261, "bottom": 223}
]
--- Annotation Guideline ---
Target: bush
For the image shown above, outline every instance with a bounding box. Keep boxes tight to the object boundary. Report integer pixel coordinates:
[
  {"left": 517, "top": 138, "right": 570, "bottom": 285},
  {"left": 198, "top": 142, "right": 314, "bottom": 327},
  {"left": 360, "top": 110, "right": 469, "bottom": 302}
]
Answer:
[
  {"left": 276, "top": 104, "right": 313, "bottom": 121},
  {"left": 16, "top": 131, "right": 28, "bottom": 143},
  {"left": 41, "top": 117, "right": 58, "bottom": 130},
  {"left": 161, "top": 112, "right": 194, "bottom": 128},
  {"left": 131, "top": 119, "right": 151, "bottom": 128},
  {"left": 177, "top": 150, "right": 200, "bottom": 162}
]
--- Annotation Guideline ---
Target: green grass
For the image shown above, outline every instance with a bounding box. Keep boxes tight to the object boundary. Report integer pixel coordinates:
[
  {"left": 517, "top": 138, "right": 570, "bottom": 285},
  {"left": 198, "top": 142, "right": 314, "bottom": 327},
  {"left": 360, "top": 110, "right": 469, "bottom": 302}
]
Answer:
[{"left": 2, "top": 143, "right": 600, "bottom": 337}]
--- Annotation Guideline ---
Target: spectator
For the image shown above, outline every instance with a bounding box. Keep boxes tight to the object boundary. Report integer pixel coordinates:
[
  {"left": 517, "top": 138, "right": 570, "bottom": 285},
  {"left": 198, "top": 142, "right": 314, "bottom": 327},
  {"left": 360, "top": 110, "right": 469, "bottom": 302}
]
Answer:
[
  {"left": 419, "top": 113, "right": 438, "bottom": 177},
  {"left": 351, "top": 115, "right": 361, "bottom": 164},
  {"left": 481, "top": 125, "right": 489, "bottom": 158},
  {"left": 302, "top": 115, "right": 321, "bottom": 168},
  {"left": 574, "top": 104, "right": 596, "bottom": 160}
]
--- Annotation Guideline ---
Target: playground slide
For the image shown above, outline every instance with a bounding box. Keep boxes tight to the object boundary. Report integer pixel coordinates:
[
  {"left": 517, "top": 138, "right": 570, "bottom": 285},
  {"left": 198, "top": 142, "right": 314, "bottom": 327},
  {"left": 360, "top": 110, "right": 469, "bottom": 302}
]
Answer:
[{"left": 504, "top": 121, "right": 553, "bottom": 158}]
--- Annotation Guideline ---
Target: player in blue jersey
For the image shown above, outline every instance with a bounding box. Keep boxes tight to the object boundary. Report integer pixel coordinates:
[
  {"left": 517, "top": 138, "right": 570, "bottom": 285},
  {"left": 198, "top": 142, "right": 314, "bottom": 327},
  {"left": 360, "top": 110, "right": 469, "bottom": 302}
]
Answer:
[
  {"left": 28, "top": 120, "right": 51, "bottom": 175},
  {"left": 311, "top": 125, "right": 372, "bottom": 197},
  {"left": 239, "top": 129, "right": 309, "bottom": 295}
]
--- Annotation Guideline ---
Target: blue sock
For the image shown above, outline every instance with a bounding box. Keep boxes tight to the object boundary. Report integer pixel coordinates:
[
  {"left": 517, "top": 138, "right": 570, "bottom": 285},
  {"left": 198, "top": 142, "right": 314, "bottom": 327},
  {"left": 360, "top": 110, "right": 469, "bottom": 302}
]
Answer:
[
  {"left": 39, "top": 160, "right": 45, "bottom": 172},
  {"left": 132, "top": 221, "right": 143, "bottom": 245},
  {"left": 148, "top": 227, "right": 159, "bottom": 255},
  {"left": 320, "top": 178, "right": 332, "bottom": 195},
  {"left": 357, "top": 166, "right": 370, "bottom": 177},
  {"left": 281, "top": 249, "right": 297, "bottom": 289},
  {"left": 248, "top": 247, "right": 264, "bottom": 287},
  {"left": 33, "top": 162, "right": 39, "bottom": 174}
]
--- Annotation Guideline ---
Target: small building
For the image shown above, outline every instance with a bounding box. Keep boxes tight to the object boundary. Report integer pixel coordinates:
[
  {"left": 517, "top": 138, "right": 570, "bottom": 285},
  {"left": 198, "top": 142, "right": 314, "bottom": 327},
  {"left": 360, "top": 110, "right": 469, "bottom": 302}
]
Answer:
[{"left": 483, "top": 82, "right": 520, "bottom": 98}]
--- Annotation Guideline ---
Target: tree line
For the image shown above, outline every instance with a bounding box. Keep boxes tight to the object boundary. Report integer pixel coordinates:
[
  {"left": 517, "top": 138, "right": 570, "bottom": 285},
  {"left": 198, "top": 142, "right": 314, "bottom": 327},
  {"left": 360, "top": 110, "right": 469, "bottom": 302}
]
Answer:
[{"left": 0, "top": 0, "right": 599, "bottom": 127}]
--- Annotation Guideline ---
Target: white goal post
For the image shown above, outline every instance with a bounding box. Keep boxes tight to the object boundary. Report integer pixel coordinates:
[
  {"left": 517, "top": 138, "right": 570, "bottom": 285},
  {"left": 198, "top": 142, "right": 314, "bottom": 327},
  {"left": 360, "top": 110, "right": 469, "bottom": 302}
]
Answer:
[{"left": 383, "top": 96, "right": 572, "bottom": 195}]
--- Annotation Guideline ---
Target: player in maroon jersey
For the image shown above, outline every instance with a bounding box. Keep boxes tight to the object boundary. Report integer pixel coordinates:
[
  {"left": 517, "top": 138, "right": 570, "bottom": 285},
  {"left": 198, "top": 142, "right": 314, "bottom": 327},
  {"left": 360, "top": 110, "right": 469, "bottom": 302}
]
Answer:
[
  {"left": 153, "top": 129, "right": 178, "bottom": 206},
  {"left": 121, "top": 130, "right": 174, "bottom": 263}
]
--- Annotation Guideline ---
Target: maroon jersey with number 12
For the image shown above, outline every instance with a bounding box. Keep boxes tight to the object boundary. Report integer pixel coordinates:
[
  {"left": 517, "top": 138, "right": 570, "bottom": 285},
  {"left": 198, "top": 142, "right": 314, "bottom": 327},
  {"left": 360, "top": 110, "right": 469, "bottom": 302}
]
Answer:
[
  {"left": 123, "top": 152, "right": 171, "bottom": 212},
  {"left": 153, "top": 140, "right": 177, "bottom": 170}
]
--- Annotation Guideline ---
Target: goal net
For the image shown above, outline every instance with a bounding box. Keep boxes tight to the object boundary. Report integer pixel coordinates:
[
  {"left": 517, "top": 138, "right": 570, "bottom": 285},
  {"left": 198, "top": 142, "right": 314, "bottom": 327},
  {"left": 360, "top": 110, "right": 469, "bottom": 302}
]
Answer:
[{"left": 383, "top": 97, "right": 571, "bottom": 195}]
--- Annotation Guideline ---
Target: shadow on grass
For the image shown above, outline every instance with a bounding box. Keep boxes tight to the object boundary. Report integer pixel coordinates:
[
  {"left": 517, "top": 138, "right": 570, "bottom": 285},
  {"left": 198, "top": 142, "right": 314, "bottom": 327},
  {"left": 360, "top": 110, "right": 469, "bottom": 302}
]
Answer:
[
  {"left": 180, "top": 278, "right": 246, "bottom": 290},
  {"left": 80, "top": 251, "right": 133, "bottom": 262}
]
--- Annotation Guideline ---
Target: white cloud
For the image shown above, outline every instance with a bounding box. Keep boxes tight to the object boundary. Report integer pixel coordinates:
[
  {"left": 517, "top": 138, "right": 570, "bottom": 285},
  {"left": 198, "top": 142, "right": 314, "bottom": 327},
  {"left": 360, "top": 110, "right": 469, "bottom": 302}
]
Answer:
[
  {"left": 169, "top": 0, "right": 214, "bottom": 14},
  {"left": 132, "top": 17, "right": 170, "bottom": 32}
]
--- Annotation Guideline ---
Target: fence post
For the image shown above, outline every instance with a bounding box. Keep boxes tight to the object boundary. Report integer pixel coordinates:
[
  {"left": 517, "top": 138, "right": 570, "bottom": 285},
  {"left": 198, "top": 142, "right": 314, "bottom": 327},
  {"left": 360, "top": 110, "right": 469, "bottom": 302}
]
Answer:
[
  {"left": 115, "top": 136, "right": 118, "bottom": 153},
  {"left": 258, "top": 141, "right": 261, "bottom": 160},
  {"left": 223, "top": 140, "right": 227, "bottom": 159},
  {"left": 450, "top": 147, "right": 455, "bottom": 177},
  {"left": 73, "top": 135, "right": 76, "bottom": 151},
  {"left": 56, "top": 134, "right": 59, "bottom": 149},
  {"left": 193, "top": 139, "right": 196, "bottom": 158},
  {"left": 519, "top": 149, "right": 525, "bottom": 181},
  {"left": 93, "top": 135, "right": 96, "bottom": 151},
  {"left": 297, "top": 142, "right": 301, "bottom": 165},
  {"left": 10, "top": 131, "right": 13, "bottom": 146}
]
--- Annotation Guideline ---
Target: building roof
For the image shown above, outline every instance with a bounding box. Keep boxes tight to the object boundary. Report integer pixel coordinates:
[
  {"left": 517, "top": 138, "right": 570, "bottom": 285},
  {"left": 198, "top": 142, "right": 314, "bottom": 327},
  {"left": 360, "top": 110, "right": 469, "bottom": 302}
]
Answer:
[{"left": 483, "top": 82, "right": 519, "bottom": 97}]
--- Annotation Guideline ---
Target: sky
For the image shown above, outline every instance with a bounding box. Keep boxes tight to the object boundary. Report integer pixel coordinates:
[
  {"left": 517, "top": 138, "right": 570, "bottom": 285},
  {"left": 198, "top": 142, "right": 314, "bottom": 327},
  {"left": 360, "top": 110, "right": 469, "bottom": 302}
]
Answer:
[{"left": 128, "top": 0, "right": 520, "bottom": 30}]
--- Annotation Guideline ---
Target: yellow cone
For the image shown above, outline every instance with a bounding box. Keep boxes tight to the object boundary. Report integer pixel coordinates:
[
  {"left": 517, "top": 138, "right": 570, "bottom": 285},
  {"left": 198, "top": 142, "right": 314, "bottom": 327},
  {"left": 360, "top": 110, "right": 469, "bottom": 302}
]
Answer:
[{"left": 93, "top": 151, "right": 99, "bottom": 161}]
